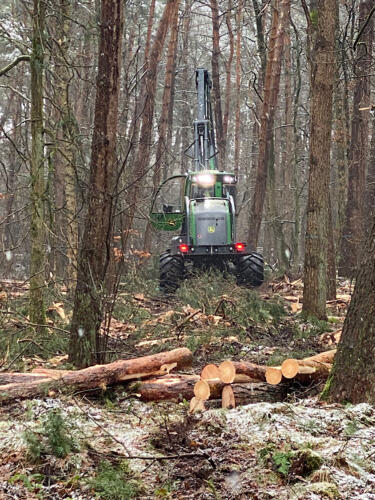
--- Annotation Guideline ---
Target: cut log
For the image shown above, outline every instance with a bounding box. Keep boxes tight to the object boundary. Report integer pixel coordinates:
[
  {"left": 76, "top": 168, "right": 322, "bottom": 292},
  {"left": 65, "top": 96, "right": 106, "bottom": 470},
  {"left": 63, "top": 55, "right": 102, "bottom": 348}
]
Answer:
[
  {"left": 232, "top": 374, "right": 255, "bottom": 383},
  {"left": 201, "top": 364, "right": 220, "bottom": 380},
  {"left": 222, "top": 385, "right": 235, "bottom": 409},
  {"left": 0, "top": 372, "right": 50, "bottom": 385},
  {"left": 189, "top": 396, "right": 205, "bottom": 413},
  {"left": 218, "top": 360, "right": 236, "bottom": 383},
  {"left": 319, "top": 329, "right": 341, "bottom": 346},
  {"left": 265, "top": 367, "right": 283, "bottom": 385},
  {"left": 306, "top": 349, "right": 336, "bottom": 364},
  {"left": 135, "top": 337, "right": 178, "bottom": 349},
  {"left": 32, "top": 368, "right": 72, "bottom": 378},
  {"left": 232, "top": 361, "right": 267, "bottom": 381},
  {"left": 0, "top": 348, "right": 192, "bottom": 405},
  {"left": 280, "top": 349, "right": 336, "bottom": 381},
  {"left": 281, "top": 360, "right": 316, "bottom": 379},
  {"left": 135, "top": 374, "right": 288, "bottom": 404},
  {"left": 281, "top": 360, "right": 332, "bottom": 381},
  {"left": 194, "top": 380, "right": 210, "bottom": 400}
]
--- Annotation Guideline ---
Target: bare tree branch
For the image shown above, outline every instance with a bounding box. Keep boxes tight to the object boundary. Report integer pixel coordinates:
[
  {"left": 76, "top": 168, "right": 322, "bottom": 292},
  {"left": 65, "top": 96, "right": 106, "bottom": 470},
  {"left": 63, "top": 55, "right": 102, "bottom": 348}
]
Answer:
[
  {"left": 0, "top": 55, "right": 30, "bottom": 77},
  {"left": 353, "top": 5, "right": 375, "bottom": 50}
]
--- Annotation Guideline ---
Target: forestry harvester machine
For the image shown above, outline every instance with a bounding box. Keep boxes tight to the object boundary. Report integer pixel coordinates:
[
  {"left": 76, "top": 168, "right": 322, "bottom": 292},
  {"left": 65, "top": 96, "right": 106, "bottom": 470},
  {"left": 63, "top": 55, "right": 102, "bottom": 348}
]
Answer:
[{"left": 150, "top": 68, "right": 264, "bottom": 292}]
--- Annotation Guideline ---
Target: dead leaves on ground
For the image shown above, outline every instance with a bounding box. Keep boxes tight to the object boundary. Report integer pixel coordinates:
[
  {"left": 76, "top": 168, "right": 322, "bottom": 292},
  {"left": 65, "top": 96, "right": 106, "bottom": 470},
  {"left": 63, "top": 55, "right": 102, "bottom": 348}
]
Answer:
[
  {"left": 267, "top": 274, "right": 351, "bottom": 316},
  {"left": 141, "top": 304, "right": 233, "bottom": 330}
]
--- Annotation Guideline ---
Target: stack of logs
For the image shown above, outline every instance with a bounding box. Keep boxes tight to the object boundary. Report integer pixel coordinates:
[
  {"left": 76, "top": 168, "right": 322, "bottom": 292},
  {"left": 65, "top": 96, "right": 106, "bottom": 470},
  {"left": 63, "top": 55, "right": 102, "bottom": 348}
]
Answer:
[{"left": 0, "top": 347, "right": 336, "bottom": 407}]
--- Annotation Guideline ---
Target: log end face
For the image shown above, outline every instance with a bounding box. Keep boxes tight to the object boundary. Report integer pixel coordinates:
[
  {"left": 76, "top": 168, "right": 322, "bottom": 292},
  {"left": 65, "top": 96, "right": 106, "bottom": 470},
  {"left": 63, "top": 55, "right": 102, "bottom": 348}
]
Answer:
[
  {"left": 218, "top": 360, "right": 236, "bottom": 384},
  {"left": 281, "top": 359, "right": 299, "bottom": 379},
  {"left": 266, "top": 367, "right": 282, "bottom": 385}
]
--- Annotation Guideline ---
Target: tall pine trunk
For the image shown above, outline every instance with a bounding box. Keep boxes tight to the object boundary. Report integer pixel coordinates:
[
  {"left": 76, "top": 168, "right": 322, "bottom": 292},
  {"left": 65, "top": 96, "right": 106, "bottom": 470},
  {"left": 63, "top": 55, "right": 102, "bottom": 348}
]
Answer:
[
  {"left": 339, "top": 0, "right": 373, "bottom": 278},
  {"left": 302, "top": 0, "right": 336, "bottom": 319},
  {"left": 247, "top": 0, "right": 290, "bottom": 249},
  {"left": 143, "top": 0, "right": 180, "bottom": 252},
  {"left": 69, "top": 0, "right": 124, "bottom": 368},
  {"left": 210, "top": 0, "right": 225, "bottom": 167},
  {"left": 233, "top": 0, "right": 243, "bottom": 176},
  {"left": 323, "top": 217, "right": 375, "bottom": 404},
  {"left": 52, "top": 0, "right": 78, "bottom": 291},
  {"left": 122, "top": 0, "right": 176, "bottom": 251},
  {"left": 29, "top": 0, "right": 46, "bottom": 327},
  {"left": 223, "top": 0, "right": 234, "bottom": 160}
]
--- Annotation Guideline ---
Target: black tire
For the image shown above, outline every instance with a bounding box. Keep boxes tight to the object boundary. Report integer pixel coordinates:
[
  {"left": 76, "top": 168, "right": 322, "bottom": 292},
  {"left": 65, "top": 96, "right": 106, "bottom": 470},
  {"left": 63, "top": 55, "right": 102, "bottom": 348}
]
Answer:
[
  {"left": 159, "top": 251, "right": 184, "bottom": 293},
  {"left": 236, "top": 252, "right": 264, "bottom": 287}
]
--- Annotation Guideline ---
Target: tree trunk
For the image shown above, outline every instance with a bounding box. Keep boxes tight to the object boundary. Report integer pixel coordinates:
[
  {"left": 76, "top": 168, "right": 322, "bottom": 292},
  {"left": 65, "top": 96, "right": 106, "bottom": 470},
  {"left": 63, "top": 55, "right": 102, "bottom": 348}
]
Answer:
[
  {"left": 367, "top": 113, "right": 375, "bottom": 217},
  {"left": 69, "top": 0, "right": 124, "bottom": 368},
  {"left": 179, "top": 0, "right": 193, "bottom": 174},
  {"left": 118, "top": 0, "right": 156, "bottom": 254},
  {"left": 302, "top": 0, "right": 336, "bottom": 319},
  {"left": 327, "top": 191, "right": 337, "bottom": 300},
  {"left": 247, "top": 0, "right": 290, "bottom": 249},
  {"left": 280, "top": 24, "right": 294, "bottom": 270},
  {"left": 339, "top": 0, "right": 373, "bottom": 278},
  {"left": 323, "top": 219, "right": 375, "bottom": 404},
  {"left": 290, "top": 20, "right": 302, "bottom": 267},
  {"left": 210, "top": 0, "right": 225, "bottom": 167},
  {"left": 233, "top": 0, "right": 243, "bottom": 176},
  {"left": 29, "top": 0, "right": 46, "bottom": 327},
  {"left": 223, "top": 0, "right": 234, "bottom": 159},
  {"left": 332, "top": 0, "right": 349, "bottom": 258},
  {"left": 122, "top": 0, "right": 176, "bottom": 251},
  {"left": 252, "top": 0, "right": 266, "bottom": 79},
  {"left": 52, "top": 0, "right": 78, "bottom": 291},
  {"left": 143, "top": 0, "right": 180, "bottom": 252}
]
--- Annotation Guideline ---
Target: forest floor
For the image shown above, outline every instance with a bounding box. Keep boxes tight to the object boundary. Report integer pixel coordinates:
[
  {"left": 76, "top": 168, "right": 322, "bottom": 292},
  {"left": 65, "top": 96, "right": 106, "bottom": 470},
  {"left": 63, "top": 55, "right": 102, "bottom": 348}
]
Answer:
[{"left": 1, "top": 269, "right": 375, "bottom": 499}]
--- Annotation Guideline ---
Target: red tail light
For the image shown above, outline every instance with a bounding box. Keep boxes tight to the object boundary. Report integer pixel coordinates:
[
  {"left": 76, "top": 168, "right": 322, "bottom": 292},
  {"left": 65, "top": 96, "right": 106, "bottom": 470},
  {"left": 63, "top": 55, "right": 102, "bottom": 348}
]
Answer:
[
  {"left": 179, "top": 244, "right": 189, "bottom": 253},
  {"left": 234, "top": 242, "right": 246, "bottom": 252}
]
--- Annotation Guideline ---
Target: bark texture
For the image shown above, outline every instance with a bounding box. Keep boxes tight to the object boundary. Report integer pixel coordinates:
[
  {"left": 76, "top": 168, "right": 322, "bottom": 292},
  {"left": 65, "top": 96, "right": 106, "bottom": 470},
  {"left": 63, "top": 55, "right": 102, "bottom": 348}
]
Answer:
[
  {"left": 302, "top": 0, "right": 336, "bottom": 319},
  {"left": 144, "top": 0, "right": 180, "bottom": 252},
  {"left": 223, "top": 0, "right": 234, "bottom": 157},
  {"left": 29, "top": 0, "right": 46, "bottom": 326},
  {"left": 136, "top": 375, "right": 288, "bottom": 404},
  {"left": 69, "top": 0, "right": 124, "bottom": 367},
  {"left": 233, "top": 0, "right": 243, "bottom": 176},
  {"left": 339, "top": 0, "right": 373, "bottom": 278},
  {"left": 52, "top": 0, "right": 78, "bottom": 289},
  {"left": 123, "top": 0, "right": 176, "bottom": 251},
  {"left": 247, "top": 0, "right": 290, "bottom": 248},
  {"left": 325, "top": 220, "right": 375, "bottom": 404},
  {"left": 210, "top": 0, "right": 225, "bottom": 166},
  {"left": 0, "top": 348, "right": 192, "bottom": 405}
]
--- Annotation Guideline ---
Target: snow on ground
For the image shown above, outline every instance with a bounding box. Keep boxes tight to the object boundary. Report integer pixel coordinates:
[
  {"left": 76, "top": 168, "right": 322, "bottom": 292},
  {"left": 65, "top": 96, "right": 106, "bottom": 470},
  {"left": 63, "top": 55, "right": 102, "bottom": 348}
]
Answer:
[
  {"left": 193, "top": 399, "right": 375, "bottom": 499},
  {"left": 0, "top": 396, "right": 375, "bottom": 498}
]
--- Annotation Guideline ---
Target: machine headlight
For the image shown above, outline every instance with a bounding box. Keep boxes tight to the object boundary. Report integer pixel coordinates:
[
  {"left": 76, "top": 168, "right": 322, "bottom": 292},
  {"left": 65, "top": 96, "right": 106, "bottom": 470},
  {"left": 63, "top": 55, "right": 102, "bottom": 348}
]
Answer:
[
  {"left": 223, "top": 175, "right": 235, "bottom": 183},
  {"left": 194, "top": 173, "right": 216, "bottom": 187}
]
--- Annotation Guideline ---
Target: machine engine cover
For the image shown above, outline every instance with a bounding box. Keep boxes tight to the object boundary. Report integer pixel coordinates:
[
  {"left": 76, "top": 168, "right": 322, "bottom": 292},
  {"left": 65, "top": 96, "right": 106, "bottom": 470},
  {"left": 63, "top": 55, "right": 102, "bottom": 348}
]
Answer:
[{"left": 190, "top": 199, "right": 230, "bottom": 245}]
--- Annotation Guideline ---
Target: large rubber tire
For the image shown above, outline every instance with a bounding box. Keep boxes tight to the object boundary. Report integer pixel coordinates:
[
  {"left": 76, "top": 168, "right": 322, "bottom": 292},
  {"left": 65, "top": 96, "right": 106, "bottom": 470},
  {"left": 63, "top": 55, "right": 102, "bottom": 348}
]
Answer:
[
  {"left": 236, "top": 252, "right": 264, "bottom": 287},
  {"left": 159, "top": 251, "right": 184, "bottom": 293}
]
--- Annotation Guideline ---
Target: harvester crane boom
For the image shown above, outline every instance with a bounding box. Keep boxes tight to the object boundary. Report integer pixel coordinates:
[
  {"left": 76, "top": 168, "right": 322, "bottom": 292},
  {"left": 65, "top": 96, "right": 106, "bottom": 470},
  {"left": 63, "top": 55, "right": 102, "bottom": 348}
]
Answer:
[{"left": 194, "top": 68, "right": 218, "bottom": 171}]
